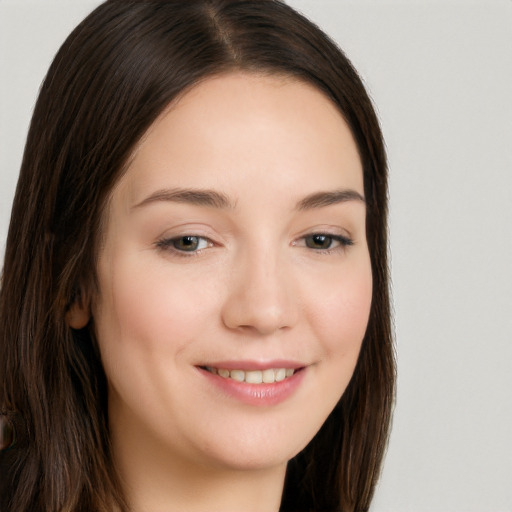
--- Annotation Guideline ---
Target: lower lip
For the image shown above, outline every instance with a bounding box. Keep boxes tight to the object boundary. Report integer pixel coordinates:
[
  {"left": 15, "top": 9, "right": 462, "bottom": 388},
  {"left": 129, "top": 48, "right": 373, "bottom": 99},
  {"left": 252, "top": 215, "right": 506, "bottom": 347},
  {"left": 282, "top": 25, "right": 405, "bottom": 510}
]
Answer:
[{"left": 198, "top": 367, "right": 306, "bottom": 406}]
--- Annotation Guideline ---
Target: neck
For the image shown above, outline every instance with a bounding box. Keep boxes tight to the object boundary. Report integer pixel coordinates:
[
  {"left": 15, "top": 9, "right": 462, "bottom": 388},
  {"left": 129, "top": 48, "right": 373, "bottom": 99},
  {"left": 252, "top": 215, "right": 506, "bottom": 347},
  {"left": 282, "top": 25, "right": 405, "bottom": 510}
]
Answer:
[
  {"left": 126, "top": 464, "right": 286, "bottom": 512},
  {"left": 117, "top": 451, "right": 287, "bottom": 512}
]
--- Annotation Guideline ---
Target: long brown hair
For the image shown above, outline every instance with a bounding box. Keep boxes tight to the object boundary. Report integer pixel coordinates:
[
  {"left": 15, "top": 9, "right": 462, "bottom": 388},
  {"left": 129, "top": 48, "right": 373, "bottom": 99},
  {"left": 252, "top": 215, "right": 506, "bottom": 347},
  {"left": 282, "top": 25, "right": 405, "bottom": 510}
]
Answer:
[{"left": 0, "top": 1, "right": 395, "bottom": 511}]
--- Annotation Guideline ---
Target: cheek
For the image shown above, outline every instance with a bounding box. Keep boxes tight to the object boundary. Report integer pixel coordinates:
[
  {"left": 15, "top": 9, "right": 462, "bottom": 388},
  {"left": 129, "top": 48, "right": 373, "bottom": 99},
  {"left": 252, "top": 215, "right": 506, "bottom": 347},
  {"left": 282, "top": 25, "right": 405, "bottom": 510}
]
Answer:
[
  {"left": 308, "top": 256, "right": 373, "bottom": 360},
  {"left": 92, "top": 253, "right": 220, "bottom": 368}
]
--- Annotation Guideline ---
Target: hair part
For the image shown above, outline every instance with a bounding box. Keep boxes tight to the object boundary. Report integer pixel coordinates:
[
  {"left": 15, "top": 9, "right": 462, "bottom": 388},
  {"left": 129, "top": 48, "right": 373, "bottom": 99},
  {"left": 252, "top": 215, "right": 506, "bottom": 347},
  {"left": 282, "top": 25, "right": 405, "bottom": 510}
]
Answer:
[{"left": 0, "top": 1, "right": 395, "bottom": 511}]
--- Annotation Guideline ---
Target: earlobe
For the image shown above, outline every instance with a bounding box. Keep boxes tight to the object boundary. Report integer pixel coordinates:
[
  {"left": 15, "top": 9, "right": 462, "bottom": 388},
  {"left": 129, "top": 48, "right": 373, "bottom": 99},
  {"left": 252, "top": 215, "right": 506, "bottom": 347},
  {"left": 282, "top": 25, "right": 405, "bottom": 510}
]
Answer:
[{"left": 66, "top": 301, "right": 91, "bottom": 329}]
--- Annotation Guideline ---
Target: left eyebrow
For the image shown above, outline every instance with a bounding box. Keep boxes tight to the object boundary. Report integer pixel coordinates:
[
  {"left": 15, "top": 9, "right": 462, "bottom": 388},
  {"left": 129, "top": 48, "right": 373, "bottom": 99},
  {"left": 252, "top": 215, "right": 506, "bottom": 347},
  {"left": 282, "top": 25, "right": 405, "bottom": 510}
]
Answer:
[
  {"left": 132, "top": 187, "right": 235, "bottom": 210},
  {"left": 295, "top": 189, "right": 366, "bottom": 211}
]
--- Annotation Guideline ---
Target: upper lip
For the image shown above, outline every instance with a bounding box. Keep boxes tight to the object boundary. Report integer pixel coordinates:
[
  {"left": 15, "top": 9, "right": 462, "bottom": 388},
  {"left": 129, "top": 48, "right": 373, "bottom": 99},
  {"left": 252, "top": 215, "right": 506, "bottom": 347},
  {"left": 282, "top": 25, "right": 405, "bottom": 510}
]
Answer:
[{"left": 198, "top": 360, "right": 306, "bottom": 371}]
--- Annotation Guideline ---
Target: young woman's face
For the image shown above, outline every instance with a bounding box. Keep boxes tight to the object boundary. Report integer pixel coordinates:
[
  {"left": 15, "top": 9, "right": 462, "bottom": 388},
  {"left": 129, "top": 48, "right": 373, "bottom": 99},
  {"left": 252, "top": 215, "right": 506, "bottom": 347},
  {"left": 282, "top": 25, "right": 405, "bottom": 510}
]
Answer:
[{"left": 90, "top": 73, "right": 372, "bottom": 474}]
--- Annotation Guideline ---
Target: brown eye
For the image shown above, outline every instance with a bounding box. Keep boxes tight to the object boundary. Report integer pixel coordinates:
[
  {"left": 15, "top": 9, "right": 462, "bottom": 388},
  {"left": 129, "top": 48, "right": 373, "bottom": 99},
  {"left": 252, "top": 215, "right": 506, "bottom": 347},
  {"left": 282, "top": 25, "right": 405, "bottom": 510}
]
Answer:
[
  {"left": 173, "top": 236, "right": 202, "bottom": 251},
  {"left": 305, "top": 234, "right": 335, "bottom": 249},
  {"left": 156, "top": 235, "right": 211, "bottom": 254},
  {"left": 303, "top": 234, "right": 354, "bottom": 250}
]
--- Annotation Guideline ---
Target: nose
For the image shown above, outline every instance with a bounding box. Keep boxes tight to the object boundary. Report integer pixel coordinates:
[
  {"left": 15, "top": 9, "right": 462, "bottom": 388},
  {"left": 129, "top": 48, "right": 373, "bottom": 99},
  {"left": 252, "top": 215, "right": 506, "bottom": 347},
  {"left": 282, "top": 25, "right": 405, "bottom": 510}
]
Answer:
[{"left": 221, "top": 249, "right": 298, "bottom": 336}]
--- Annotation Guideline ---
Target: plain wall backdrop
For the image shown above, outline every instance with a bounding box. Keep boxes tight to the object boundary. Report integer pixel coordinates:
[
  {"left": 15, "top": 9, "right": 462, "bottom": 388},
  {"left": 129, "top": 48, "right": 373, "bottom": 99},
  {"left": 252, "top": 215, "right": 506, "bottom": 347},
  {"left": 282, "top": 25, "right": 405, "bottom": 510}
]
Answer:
[{"left": 1, "top": 1, "right": 511, "bottom": 511}]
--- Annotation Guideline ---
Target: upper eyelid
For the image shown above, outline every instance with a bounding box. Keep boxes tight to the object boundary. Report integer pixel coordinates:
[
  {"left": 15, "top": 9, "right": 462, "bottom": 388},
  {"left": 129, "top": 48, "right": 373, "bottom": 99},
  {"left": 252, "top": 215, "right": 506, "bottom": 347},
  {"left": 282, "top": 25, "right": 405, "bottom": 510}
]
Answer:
[
  {"left": 293, "top": 227, "right": 354, "bottom": 241},
  {"left": 155, "top": 227, "right": 217, "bottom": 244}
]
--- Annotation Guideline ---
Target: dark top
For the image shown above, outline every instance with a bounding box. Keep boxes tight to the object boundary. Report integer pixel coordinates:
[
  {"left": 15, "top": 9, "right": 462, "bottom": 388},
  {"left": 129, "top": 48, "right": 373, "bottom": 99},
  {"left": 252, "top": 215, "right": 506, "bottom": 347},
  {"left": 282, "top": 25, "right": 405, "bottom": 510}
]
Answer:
[{"left": 0, "top": 411, "right": 27, "bottom": 510}]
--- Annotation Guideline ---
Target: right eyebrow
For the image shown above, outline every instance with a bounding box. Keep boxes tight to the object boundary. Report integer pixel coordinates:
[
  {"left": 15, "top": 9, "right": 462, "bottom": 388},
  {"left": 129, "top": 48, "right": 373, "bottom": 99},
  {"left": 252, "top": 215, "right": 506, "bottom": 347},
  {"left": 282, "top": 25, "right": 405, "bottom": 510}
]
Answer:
[
  {"left": 131, "top": 187, "right": 235, "bottom": 210},
  {"left": 295, "top": 188, "right": 366, "bottom": 211}
]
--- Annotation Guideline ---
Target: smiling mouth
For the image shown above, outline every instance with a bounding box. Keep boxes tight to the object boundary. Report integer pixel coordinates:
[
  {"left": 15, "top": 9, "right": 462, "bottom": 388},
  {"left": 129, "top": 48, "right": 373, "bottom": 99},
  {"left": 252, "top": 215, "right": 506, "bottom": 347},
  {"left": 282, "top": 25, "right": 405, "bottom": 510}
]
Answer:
[{"left": 202, "top": 366, "right": 299, "bottom": 384}]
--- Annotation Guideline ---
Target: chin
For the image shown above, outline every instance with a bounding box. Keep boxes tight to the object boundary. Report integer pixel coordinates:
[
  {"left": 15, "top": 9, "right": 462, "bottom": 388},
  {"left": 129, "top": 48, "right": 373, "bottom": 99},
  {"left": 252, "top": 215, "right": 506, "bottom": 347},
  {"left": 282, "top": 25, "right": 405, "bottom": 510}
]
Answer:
[{"left": 186, "top": 418, "right": 318, "bottom": 473}]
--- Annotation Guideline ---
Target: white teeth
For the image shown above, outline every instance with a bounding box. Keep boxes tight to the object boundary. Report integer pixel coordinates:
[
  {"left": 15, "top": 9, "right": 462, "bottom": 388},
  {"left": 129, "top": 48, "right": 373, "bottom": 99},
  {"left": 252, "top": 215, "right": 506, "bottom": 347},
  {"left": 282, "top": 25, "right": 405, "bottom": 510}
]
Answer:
[
  {"left": 275, "top": 368, "right": 286, "bottom": 382},
  {"left": 205, "top": 367, "right": 297, "bottom": 383},
  {"left": 245, "top": 370, "right": 263, "bottom": 384},
  {"left": 262, "top": 368, "right": 275, "bottom": 383},
  {"left": 230, "top": 369, "right": 245, "bottom": 382}
]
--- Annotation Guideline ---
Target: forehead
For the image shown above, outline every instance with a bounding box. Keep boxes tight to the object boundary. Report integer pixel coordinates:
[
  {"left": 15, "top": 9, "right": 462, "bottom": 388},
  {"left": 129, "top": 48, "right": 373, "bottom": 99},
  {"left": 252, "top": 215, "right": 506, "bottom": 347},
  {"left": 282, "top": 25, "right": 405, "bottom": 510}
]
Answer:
[{"left": 117, "top": 71, "right": 363, "bottom": 207}]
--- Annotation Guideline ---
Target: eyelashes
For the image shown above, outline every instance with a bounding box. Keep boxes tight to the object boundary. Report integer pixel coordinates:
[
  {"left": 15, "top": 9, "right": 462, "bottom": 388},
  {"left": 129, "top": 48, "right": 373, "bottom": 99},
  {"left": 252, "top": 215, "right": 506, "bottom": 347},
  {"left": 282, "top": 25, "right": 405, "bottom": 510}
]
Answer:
[
  {"left": 157, "top": 235, "right": 211, "bottom": 252},
  {"left": 155, "top": 232, "right": 354, "bottom": 258},
  {"left": 155, "top": 235, "right": 212, "bottom": 255},
  {"left": 298, "top": 233, "right": 353, "bottom": 251}
]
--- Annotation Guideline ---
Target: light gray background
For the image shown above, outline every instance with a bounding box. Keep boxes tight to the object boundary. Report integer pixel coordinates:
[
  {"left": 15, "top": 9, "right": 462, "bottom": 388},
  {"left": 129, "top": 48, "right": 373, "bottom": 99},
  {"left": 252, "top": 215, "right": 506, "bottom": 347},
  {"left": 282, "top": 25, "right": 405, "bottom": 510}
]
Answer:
[{"left": 1, "top": 1, "right": 511, "bottom": 511}]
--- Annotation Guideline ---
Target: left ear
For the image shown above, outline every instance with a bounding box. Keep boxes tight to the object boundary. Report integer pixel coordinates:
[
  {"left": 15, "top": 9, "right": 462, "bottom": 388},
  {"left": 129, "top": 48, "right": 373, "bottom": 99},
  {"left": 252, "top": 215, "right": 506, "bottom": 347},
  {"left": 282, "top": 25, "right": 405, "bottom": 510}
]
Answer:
[{"left": 66, "top": 294, "right": 91, "bottom": 329}]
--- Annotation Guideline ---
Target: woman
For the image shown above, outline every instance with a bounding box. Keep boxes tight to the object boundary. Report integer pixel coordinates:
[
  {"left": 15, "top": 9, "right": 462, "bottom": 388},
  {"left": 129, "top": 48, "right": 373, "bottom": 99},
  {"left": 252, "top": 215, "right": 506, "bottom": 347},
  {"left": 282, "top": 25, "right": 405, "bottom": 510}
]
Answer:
[{"left": 0, "top": 1, "right": 394, "bottom": 511}]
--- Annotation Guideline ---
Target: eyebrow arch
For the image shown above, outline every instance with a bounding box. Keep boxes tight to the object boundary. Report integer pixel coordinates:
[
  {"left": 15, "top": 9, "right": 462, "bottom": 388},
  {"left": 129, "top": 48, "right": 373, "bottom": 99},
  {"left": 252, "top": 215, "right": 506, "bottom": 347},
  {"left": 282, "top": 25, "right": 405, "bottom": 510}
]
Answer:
[
  {"left": 295, "top": 189, "right": 366, "bottom": 210},
  {"left": 132, "top": 187, "right": 235, "bottom": 210}
]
